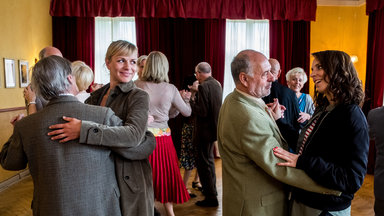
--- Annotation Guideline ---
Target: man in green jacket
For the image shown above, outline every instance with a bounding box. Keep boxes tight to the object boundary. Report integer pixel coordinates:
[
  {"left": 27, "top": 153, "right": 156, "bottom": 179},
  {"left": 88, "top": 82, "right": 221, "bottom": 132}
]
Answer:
[{"left": 217, "top": 50, "right": 340, "bottom": 216}]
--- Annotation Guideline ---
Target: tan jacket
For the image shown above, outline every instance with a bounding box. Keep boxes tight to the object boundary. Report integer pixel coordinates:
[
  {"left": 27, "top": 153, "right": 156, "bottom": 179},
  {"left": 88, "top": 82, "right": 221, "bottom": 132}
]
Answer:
[{"left": 218, "top": 90, "right": 340, "bottom": 216}]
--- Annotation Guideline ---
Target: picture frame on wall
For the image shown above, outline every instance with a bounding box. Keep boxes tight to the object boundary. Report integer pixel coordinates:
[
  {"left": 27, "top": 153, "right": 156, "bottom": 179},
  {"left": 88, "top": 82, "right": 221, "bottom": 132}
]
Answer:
[
  {"left": 19, "top": 60, "right": 29, "bottom": 87},
  {"left": 4, "top": 58, "right": 16, "bottom": 88}
]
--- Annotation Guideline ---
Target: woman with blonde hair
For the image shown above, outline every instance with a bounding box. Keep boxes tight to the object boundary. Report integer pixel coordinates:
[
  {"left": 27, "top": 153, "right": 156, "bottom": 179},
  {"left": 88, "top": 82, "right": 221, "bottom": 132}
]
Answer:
[
  {"left": 135, "top": 51, "right": 191, "bottom": 216},
  {"left": 286, "top": 67, "right": 315, "bottom": 123},
  {"left": 137, "top": 55, "right": 148, "bottom": 79},
  {"left": 71, "top": 61, "right": 94, "bottom": 102},
  {"left": 47, "top": 40, "right": 156, "bottom": 216}
]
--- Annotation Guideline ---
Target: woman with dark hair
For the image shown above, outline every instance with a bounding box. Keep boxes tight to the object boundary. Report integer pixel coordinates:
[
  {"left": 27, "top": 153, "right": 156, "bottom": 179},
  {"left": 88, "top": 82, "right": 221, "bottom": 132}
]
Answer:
[
  {"left": 179, "top": 74, "right": 203, "bottom": 196},
  {"left": 273, "top": 50, "right": 369, "bottom": 215}
]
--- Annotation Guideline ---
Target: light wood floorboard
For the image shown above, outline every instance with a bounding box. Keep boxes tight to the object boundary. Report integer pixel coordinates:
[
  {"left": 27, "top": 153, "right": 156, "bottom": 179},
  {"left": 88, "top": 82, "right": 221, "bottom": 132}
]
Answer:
[{"left": 0, "top": 158, "right": 374, "bottom": 215}]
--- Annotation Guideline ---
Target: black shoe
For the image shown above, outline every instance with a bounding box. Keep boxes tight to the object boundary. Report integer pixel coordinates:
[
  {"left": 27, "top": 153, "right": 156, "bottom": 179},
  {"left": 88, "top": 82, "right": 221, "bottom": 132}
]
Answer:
[
  {"left": 189, "top": 193, "right": 197, "bottom": 198},
  {"left": 192, "top": 181, "right": 203, "bottom": 191},
  {"left": 195, "top": 198, "right": 219, "bottom": 207},
  {"left": 154, "top": 207, "right": 161, "bottom": 216}
]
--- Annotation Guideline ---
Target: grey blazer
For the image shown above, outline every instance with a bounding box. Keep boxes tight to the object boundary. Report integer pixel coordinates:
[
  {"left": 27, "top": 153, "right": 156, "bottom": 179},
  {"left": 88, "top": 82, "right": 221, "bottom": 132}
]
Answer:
[
  {"left": 0, "top": 96, "right": 122, "bottom": 216},
  {"left": 368, "top": 106, "right": 384, "bottom": 214}
]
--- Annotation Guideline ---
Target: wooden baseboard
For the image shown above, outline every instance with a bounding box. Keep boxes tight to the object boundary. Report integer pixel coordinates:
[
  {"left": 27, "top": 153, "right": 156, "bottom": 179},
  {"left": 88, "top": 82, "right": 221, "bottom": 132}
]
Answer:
[
  {"left": 0, "top": 170, "right": 30, "bottom": 192},
  {"left": 0, "top": 107, "right": 26, "bottom": 113}
]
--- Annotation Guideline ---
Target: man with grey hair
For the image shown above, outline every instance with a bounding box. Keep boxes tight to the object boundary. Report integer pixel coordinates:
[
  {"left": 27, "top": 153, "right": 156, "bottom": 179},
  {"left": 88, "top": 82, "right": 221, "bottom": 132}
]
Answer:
[
  {"left": 0, "top": 55, "right": 124, "bottom": 215},
  {"left": 217, "top": 50, "right": 340, "bottom": 216},
  {"left": 189, "top": 62, "right": 222, "bottom": 207},
  {"left": 24, "top": 46, "right": 64, "bottom": 115}
]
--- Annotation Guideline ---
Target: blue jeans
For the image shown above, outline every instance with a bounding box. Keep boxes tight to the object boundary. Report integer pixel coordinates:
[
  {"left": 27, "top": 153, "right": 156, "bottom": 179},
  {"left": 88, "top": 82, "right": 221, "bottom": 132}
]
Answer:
[{"left": 291, "top": 200, "right": 351, "bottom": 216}]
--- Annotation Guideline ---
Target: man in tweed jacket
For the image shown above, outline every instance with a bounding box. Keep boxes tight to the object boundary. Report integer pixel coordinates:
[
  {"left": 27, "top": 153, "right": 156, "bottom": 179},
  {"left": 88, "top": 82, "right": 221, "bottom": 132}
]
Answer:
[
  {"left": 218, "top": 50, "right": 340, "bottom": 216},
  {"left": 0, "top": 56, "right": 123, "bottom": 216}
]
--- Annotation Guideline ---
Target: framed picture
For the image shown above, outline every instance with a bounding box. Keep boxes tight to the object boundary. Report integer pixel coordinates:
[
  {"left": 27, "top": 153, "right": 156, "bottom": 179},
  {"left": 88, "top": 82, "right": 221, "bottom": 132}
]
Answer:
[
  {"left": 19, "top": 60, "right": 29, "bottom": 87},
  {"left": 4, "top": 58, "right": 16, "bottom": 88}
]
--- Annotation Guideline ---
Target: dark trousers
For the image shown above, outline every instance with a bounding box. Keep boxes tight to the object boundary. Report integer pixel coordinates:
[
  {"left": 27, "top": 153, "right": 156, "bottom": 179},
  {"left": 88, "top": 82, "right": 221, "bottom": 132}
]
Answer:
[
  {"left": 196, "top": 139, "right": 217, "bottom": 199},
  {"left": 375, "top": 198, "right": 384, "bottom": 216}
]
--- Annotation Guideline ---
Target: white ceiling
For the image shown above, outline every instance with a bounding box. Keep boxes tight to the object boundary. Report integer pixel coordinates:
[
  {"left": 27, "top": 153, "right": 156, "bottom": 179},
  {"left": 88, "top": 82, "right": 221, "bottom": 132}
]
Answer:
[{"left": 318, "top": 0, "right": 366, "bottom": 6}]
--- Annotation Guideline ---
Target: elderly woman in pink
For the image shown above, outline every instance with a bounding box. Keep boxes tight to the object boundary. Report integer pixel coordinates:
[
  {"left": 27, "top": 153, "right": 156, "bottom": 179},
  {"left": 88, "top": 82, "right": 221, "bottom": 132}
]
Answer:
[{"left": 135, "top": 51, "right": 191, "bottom": 216}]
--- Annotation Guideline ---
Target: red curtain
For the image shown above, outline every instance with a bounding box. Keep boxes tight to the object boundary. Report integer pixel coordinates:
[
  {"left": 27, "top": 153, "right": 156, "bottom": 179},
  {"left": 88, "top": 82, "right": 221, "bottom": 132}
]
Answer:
[
  {"left": 52, "top": 17, "right": 95, "bottom": 71},
  {"left": 366, "top": 0, "right": 384, "bottom": 13},
  {"left": 50, "top": 0, "right": 316, "bottom": 21},
  {"left": 135, "top": 18, "right": 225, "bottom": 89},
  {"left": 363, "top": 1, "right": 384, "bottom": 174},
  {"left": 269, "top": 20, "right": 310, "bottom": 93},
  {"left": 364, "top": 7, "right": 384, "bottom": 112},
  {"left": 203, "top": 19, "right": 226, "bottom": 85}
]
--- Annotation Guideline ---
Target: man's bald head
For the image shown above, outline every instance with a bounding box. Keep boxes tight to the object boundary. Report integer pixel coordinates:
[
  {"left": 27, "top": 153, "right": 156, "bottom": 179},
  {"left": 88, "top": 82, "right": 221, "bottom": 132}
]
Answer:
[
  {"left": 195, "top": 62, "right": 212, "bottom": 83},
  {"left": 268, "top": 58, "right": 281, "bottom": 81},
  {"left": 231, "top": 50, "right": 268, "bottom": 84},
  {"left": 231, "top": 49, "right": 273, "bottom": 98},
  {"left": 39, "top": 46, "right": 63, "bottom": 60}
]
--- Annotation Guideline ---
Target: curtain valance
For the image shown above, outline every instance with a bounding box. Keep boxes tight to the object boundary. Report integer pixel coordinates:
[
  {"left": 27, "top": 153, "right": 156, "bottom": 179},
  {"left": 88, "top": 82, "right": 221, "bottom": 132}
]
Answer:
[
  {"left": 367, "top": 0, "right": 384, "bottom": 14},
  {"left": 50, "top": 0, "right": 317, "bottom": 21}
]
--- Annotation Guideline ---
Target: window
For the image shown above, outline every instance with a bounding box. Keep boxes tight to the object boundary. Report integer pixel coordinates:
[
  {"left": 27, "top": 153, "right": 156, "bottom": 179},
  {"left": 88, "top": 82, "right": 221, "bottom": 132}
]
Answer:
[
  {"left": 95, "top": 18, "right": 269, "bottom": 92},
  {"left": 223, "top": 19, "right": 269, "bottom": 100},
  {"left": 94, "top": 17, "right": 136, "bottom": 84}
]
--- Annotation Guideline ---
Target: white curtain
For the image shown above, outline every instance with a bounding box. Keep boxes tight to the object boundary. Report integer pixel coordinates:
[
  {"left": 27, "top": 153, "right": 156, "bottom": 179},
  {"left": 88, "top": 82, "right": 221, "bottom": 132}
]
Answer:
[
  {"left": 223, "top": 19, "right": 269, "bottom": 101},
  {"left": 94, "top": 17, "right": 136, "bottom": 84}
]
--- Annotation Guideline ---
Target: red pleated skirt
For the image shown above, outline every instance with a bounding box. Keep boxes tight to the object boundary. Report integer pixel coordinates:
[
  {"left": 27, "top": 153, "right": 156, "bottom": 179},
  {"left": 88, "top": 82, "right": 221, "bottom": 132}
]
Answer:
[{"left": 149, "top": 135, "right": 190, "bottom": 204}]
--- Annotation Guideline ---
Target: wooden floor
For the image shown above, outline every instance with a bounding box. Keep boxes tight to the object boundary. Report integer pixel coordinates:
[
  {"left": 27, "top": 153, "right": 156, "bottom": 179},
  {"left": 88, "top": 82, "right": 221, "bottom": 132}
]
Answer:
[{"left": 0, "top": 158, "right": 375, "bottom": 216}]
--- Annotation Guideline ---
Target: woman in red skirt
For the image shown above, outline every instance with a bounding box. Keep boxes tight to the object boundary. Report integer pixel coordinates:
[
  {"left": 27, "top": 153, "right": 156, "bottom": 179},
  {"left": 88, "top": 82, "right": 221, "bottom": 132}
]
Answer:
[{"left": 135, "top": 51, "right": 191, "bottom": 216}]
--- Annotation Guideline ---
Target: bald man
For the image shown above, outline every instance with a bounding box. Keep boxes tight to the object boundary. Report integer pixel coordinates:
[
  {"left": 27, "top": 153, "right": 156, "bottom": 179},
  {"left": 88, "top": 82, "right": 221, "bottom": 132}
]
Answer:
[
  {"left": 39, "top": 46, "right": 63, "bottom": 59},
  {"left": 189, "top": 62, "right": 222, "bottom": 207}
]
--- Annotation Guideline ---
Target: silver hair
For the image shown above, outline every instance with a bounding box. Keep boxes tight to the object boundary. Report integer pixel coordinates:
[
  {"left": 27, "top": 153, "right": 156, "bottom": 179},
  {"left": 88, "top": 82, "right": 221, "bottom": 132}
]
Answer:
[
  {"left": 231, "top": 54, "right": 252, "bottom": 84},
  {"left": 31, "top": 56, "right": 72, "bottom": 100},
  {"left": 195, "top": 62, "right": 211, "bottom": 74},
  {"left": 286, "top": 67, "right": 308, "bottom": 84}
]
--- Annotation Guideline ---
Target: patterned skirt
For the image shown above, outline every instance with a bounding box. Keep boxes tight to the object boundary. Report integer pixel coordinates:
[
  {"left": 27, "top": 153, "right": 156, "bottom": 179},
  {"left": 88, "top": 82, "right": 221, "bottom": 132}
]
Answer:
[
  {"left": 148, "top": 131, "right": 190, "bottom": 204},
  {"left": 179, "top": 122, "right": 197, "bottom": 170}
]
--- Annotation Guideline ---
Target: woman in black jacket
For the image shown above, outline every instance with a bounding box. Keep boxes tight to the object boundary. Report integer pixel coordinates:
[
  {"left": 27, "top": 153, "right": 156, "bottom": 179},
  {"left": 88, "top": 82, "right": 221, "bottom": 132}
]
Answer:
[{"left": 273, "top": 50, "right": 369, "bottom": 216}]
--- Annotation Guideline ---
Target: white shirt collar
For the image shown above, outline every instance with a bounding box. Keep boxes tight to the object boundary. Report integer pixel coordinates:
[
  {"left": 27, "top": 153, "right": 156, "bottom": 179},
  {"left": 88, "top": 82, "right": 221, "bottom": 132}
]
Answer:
[{"left": 59, "top": 93, "right": 74, "bottom": 96}]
